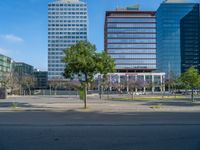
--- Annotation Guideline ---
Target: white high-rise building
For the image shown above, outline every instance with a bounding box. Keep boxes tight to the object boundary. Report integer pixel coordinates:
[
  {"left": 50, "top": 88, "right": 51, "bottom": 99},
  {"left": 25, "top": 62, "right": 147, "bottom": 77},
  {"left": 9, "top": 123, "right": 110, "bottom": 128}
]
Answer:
[{"left": 48, "top": 0, "right": 88, "bottom": 80}]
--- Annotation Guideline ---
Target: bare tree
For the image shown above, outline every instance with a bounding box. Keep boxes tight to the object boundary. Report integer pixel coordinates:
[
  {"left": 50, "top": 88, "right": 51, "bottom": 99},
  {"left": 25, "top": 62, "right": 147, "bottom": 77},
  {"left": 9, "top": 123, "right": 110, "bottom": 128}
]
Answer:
[
  {"left": 0, "top": 72, "right": 21, "bottom": 95},
  {"left": 49, "top": 80, "right": 62, "bottom": 95},
  {"left": 128, "top": 78, "right": 145, "bottom": 100},
  {"left": 21, "top": 75, "right": 35, "bottom": 95}
]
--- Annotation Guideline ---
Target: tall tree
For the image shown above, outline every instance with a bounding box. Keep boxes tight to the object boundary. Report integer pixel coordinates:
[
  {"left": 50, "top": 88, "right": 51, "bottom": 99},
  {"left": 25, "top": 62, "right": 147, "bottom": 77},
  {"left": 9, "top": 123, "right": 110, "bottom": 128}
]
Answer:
[
  {"left": 63, "top": 41, "right": 115, "bottom": 108},
  {"left": 180, "top": 67, "right": 200, "bottom": 101}
]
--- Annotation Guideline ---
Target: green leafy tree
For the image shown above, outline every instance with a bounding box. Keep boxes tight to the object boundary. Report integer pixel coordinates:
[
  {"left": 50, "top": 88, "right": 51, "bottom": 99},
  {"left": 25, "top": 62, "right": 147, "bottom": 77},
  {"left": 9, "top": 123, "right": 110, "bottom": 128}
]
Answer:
[
  {"left": 96, "top": 52, "right": 115, "bottom": 100},
  {"left": 63, "top": 41, "right": 115, "bottom": 108},
  {"left": 180, "top": 67, "right": 200, "bottom": 101}
]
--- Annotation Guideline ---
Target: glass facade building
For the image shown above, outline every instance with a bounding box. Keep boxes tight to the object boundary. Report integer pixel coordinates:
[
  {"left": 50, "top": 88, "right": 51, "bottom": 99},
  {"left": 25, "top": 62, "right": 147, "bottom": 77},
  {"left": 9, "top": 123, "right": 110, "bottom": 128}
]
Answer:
[
  {"left": 48, "top": 0, "right": 88, "bottom": 80},
  {"left": 156, "top": 2, "right": 200, "bottom": 76},
  {"left": 105, "top": 8, "right": 156, "bottom": 72},
  {"left": 13, "top": 62, "right": 34, "bottom": 76},
  {"left": 0, "top": 54, "right": 12, "bottom": 84},
  {"left": 34, "top": 71, "right": 48, "bottom": 89}
]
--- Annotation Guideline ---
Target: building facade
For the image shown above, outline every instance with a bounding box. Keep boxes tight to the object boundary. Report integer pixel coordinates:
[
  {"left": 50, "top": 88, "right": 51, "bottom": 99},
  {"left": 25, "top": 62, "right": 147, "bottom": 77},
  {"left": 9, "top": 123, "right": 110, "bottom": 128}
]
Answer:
[
  {"left": 105, "top": 7, "right": 156, "bottom": 73},
  {"left": 0, "top": 54, "right": 12, "bottom": 87},
  {"left": 34, "top": 70, "right": 48, "bottom": 89},
  {"left": 156, "top": 2, "right": 200, "bottom": 77},
  {"left": 13, "top": 62, "right": 34, "bottom": 76},
  {"left": 48, "top": 0, "right": 88, "bottom": 80}
]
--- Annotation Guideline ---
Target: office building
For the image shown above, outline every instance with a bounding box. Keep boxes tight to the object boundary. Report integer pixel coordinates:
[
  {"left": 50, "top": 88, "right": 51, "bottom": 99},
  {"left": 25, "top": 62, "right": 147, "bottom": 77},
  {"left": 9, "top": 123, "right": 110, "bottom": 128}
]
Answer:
[
  {"left": 48, "top": 0, "right": 88, "bottom": 80},
  {"left": 0, "top": 54, "right": 12, "bottom": 74},
  {"left": 13, "top": 62, "right": 34, "bottom": 76},
  {"left": 34, "top": 70, "right": 48, "bottom": 89},
  {"left": 0, "top": 54, "right": 12, "bottom": 87},
  {"left": 156, "top": 1, "right": 200, "bottom": 76},
  {"left": 105, "top": 6, "right": 156, "bottom": 72}
]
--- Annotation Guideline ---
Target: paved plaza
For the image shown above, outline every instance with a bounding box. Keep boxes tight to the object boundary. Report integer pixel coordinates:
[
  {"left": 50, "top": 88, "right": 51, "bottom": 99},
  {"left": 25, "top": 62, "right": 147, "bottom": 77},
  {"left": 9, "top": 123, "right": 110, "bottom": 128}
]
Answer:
[{"left": 0, "top": 95, "right": 200, "bottom": 112}]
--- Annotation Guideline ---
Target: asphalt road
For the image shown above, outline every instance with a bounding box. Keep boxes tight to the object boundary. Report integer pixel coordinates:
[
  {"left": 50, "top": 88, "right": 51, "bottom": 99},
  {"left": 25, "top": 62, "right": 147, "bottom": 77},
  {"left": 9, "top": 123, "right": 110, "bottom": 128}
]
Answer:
[{"left": 0, "top": 111, "right": 200, "bottom": 150}]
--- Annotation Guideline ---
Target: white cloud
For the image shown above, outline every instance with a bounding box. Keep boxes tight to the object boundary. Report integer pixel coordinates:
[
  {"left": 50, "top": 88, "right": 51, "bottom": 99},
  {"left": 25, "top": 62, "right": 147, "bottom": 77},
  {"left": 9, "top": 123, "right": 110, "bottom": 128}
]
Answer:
[{"left": 0, "top": 34, "right": 24, "bottom": 43}]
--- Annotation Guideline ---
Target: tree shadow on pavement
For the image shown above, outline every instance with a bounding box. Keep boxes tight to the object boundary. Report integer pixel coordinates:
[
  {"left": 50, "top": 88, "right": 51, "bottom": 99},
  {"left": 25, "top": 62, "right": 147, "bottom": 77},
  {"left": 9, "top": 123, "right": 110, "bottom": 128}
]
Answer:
[
  {"left": 141, "top": 100, "right": 200, "bottom": 107},
  {"left": 0, "top": 102, "right": 47, "bottom": 109}
]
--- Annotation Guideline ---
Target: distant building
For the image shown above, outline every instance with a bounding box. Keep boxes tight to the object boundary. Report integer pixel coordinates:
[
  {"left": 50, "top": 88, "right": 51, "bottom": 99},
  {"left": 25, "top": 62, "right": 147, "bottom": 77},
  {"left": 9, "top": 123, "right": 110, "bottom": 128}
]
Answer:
[
  {"left": 0, "top": 54, "right": 12, "bottom": 87},
  {"left": 156, "top": 2, "right": 200, "bottom": 76},
  {"left": 0, "top": 54, "right": 12, "bottom": 74},
  {"left": 48, "top": 0, "right": 88, "bottom": 80},
  {"left": 13, "top": 62, "right": 34, "bottom": 76},
  {"left": 33, "top": 70, "right": 48, "bottom": 89},
  {"left": 105, "top": 6, "right": 156, "bottom": 73}
]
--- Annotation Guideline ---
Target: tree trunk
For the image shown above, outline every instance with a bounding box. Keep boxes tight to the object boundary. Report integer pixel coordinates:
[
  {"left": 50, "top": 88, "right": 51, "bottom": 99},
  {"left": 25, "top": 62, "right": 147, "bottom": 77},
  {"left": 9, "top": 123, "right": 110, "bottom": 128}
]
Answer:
[
  {"left": 54, "top": 88, "right": 57, "bottom": 95},
  {"left": 99, "top": 85, "right": 102, "bottom": 100},
  {"left": 84, "top": 84, "right": 87, "bottom": 109},
  {"left": 107, "top": 89, "right": 109, "bottom": 100},
  {"left": 132, "top": 92, "right": 134, "bottom": 100},
  {"left": 29, "top": 88, "right": 31, "bottom": 96},
  {"left": 174, "top": 88, "right": 177, "bottom": 98},
  {"left": 191, "top": 88, "right": 194, "bottom": 102}
]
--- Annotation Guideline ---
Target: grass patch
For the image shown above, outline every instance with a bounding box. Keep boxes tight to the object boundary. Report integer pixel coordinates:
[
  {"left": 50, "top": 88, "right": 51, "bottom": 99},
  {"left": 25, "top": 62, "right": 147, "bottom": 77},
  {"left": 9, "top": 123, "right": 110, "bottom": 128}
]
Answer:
[
  {"left": 150, "top": 104, "right": 162, "bottom": 109},
  {"left": 11, "top": 102, "right": 17, "bottom": 109}
]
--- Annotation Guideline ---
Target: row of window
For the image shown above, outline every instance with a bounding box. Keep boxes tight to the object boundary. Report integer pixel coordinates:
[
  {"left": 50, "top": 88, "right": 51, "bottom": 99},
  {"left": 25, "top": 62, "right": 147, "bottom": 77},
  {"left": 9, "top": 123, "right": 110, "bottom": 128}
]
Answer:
[
  {"left": 49, "top": 28, "right": 86, "bottom": 31},
  {"left": 107, "top": 39, "right": 156, "bottom": 43},
  {"left": 48, "top": 72, "right": 63, "bottom": 76},
  {"left": 108, "top": 44, "right": 156, "bottom": 49},
  {"left": 115, "top": 59, "right": 156, "bottom": 63},
  {"left": 48, "top": 36, "right": 87, "bottom": 39},
  {"left": 48, "top": 64, "right": 65, "bottom": 67},
  {"left": 107, "top": 28, "right": 156, "bottom": 33},
  {"left": 48, "top": 36, "right": 87, "bottom": 40},
  {"left": 48, "top": 4, "right": 86, "bottom": 7},
  {"left": 107, "top": 18, "right": 155, "bottom": 23},
  {"left": 48, "top": 44, "right": 73, "bottom": 47},
  {"left": 48, "top": 60, "right": 62, "bottom": 63},
  {"left": 49, "top": 18, "right": 87, "bottom": 22},
  {"left": 48, "top": 8, "right": 87, "bottom": 11},
  {"left": 48, "top": 68, "right": 64, "bottom": 72},
  {"left": 0, "top": 68, "right": 11, "bottom": 72},
  {"left": 48, "top": 24, "right": 87, "bottom": 27},
  {"left": 107, "top": 23, "right": 156, "bottom": 28},
  {"left": 49, "top": 16, "right": 86, "bottom": 19},
  {"left": 111, "top": 54, "right": 156, "bottom": 59},
  {"left": 49, "top": 52, "right": 64, "bottom": 56},
  {"left": 49, "top": 40, "right": 84, "bottom": 43},
  {"left": 108, "top": 34, "right": 156, "bottom": 38},
  {"left": 48, "top": 12, "right": 87, "bottom": 15},
  {"left": 115, "top": 64, "right": 156, "bottom": 69},
  {"left": 48, "top": 20, "right": 87, "bottom": 24},
  {"left": 48, "top": 32, "right": 87, "bottom": 35},
  {"left": 48, "top": 56, "right": 64, "bottom": 59},
  {"left": 108, "top": 49, "right": 156, "bottom": 53}
]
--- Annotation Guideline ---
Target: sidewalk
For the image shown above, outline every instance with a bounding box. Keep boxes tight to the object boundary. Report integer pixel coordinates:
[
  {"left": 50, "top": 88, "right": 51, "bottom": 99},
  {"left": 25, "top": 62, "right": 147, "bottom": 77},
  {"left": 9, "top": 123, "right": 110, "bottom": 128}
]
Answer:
[{"left": 0, "top": 95, "right": 200, "bottom": 113}]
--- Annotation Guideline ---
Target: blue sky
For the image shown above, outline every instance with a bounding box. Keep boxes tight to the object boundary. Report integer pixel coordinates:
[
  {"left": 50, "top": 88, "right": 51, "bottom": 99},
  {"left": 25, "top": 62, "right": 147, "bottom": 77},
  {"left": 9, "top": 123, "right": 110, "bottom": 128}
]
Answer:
[{"left": 0, "top": 0, "right": 198, "bottom": 71}]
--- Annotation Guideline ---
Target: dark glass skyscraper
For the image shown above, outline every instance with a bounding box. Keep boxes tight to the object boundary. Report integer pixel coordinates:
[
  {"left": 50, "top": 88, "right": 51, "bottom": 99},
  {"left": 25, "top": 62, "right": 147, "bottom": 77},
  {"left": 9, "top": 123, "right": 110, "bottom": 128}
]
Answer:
[
  {"left": 180, "top": 4, "right": 200, "bottom": 73},
  {"left": 156, "top": 2, "right": 200, "bottom": 76},
  {"left": 105, "top": 7, "right": 156, "bottom": 73}
]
